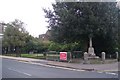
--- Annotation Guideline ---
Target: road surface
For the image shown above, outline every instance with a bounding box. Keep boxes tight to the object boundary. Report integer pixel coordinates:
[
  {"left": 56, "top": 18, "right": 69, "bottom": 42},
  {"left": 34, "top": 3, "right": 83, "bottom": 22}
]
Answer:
[{"left": 2, "top": 58, "right": 118, "bottom": 78}]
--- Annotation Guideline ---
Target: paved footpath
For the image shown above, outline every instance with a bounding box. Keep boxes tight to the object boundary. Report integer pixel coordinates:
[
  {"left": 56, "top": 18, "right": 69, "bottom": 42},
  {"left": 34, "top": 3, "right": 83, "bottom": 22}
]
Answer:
[{"left": 0, "top": 55, "right": 119, "bottom": 72}]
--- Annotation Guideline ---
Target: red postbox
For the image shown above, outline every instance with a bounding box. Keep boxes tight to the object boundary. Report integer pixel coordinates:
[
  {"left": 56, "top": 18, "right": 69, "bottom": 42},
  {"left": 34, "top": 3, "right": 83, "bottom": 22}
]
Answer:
[{"left": 60, "top": 52, "right": 67, "bottom": 60}]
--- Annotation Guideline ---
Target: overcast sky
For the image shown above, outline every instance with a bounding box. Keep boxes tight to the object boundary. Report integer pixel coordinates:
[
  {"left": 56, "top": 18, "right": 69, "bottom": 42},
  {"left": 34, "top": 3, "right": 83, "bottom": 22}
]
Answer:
[
  {"left": 0, "top": 0, "right": 120, "bottom": 37},
  {"left": 0, "top": 0, "right": 55, "bottom": 37}
]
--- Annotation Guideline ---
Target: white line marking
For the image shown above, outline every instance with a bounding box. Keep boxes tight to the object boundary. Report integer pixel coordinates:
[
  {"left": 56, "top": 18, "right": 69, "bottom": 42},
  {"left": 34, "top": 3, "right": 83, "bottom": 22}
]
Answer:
[
  {"left": 8, "top": 68, "right": 32, "bottom": 76},
  {"left": 14, "top": 60, "right": 119, "bottom": 76},
  {"left": 76, "top": 69, "right": 86, "bottom": 72},
  {"left": 5, "top": 58, "right": 119, "bottom": 77},
  {"left": 30, "top": 62, "right": 85, "bottom": 71},
  {"left": 19, "top": 61, "right": 86, "bottom": 72},
  {"left": 105, "top": 72, "right": 118, "bottom": 76},
  {"left": 97, "top": 71, "right": 103, "bottom": 73}
]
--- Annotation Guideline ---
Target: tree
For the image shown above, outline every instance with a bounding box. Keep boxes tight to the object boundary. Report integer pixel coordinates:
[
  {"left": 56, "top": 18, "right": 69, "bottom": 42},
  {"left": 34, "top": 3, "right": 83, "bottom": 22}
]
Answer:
[
  {"left": 2, "top": 19, "right": 28, "bottom": 54},
  {"left": 2, "top": 19, "right": 48, "bottom": 54},
  {"left": 116, "top": 2, "right": 120, "bottom": 58},
  {"left": 44, "top": 2, "right": 119, "bottom": 55},
  {"left": 23, "top": 37, "right": 48, "bottom": 53}
]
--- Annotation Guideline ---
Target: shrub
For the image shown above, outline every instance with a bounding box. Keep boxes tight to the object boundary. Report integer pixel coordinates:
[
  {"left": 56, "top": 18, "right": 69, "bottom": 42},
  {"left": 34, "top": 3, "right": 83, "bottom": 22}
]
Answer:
[
  {"left": 48, "top": 41, "right": 81, "bottom": 52},
  {"left": 48, "top": 42, "right": 61, "bottom": 51}
]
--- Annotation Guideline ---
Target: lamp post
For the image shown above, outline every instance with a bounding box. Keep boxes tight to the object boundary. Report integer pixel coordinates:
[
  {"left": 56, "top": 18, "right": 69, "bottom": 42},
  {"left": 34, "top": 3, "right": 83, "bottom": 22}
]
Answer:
[
  {"left": 0, "top": 34, "right": 3, "bottom": 39},
  {"left": 0, "top": 33, "right": 3, "bottom": 55}
]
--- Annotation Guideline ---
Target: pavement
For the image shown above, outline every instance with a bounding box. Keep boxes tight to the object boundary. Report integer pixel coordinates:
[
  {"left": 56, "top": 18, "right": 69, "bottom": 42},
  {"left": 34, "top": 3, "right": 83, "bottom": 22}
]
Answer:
[{"left": 0, "top": 55, "right": 119, "bottom": 72}]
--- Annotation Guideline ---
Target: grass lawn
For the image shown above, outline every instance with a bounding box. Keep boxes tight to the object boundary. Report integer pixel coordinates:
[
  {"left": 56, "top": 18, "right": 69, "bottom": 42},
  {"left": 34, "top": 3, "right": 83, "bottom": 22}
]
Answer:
[
  {"left": 4, "top": 54, "right": 17, "bottom": 57},
  {"left": 21, "top": 54, "right": 45, "bottom": 59},
  {"left": 3, "top": 53, "right": 46, "bottom": 59},
  {"left": 3, "top": 53, "right": 118, "bottom": 64}
]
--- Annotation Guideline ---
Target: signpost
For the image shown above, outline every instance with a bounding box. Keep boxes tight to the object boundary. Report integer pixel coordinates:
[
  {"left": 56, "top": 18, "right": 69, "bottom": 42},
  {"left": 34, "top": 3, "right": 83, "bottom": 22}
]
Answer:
[{"left": 60, "top": 52, "right": 67, "bottom": 61}]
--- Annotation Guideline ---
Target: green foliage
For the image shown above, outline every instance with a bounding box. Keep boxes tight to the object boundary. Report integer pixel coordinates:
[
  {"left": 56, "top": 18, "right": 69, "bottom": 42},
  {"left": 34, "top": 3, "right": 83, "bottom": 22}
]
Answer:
[
  {"left": 21, "top": 54, "right": 45, "bottom": 59},
  {"left": 22, "top": 37, "right": 48, "bottom": 53},
  {"left": 60, "top": 42, "right": 81, "bottom": 51},
  {"left": 2, "top": 19, "right": 47, "bottom": 54},
  {"left": 48, "top": 41, "right": 61, "bottom": 51},
  {"left": 2, "top": 19, "right": 28, "bottom": 53},
  {"left": 44, "top": 2, "right": 119, "bottom": 54},
  {"left": 48, "top": 41, "right": 81, "bottom": 51}
]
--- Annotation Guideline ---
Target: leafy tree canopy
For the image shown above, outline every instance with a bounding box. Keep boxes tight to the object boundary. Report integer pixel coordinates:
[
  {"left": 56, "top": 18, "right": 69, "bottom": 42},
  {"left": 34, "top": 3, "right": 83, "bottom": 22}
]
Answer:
[{"left": 44, "top": 2, "right": 119, "bottom": 54}]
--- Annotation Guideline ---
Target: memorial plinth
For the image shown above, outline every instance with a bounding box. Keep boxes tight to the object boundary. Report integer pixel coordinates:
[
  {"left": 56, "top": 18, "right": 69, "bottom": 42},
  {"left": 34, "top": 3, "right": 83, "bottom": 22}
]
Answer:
[{"left": 88, "top": 37, "right": 99, "bottom": 59}]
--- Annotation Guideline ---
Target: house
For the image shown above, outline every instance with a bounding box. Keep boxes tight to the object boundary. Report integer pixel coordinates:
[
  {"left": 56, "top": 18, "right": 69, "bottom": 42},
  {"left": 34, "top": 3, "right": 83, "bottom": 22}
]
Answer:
[{"left": 39, "top": 30, "right": 51, "bottom": 42}]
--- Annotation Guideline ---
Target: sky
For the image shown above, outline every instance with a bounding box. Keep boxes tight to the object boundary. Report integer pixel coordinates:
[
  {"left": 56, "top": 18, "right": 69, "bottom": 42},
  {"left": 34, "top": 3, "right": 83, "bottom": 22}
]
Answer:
[
  {"left": 0, "top": 0, "right": 55, "bottom": 37},
  {"left": 0, "top": 0, "right": 120, "bottom": 37}
]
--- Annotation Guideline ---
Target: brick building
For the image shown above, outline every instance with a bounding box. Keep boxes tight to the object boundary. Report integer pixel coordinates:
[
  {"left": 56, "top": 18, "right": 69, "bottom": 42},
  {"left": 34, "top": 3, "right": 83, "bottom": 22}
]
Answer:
[{"left": 39, "top": 30, "right": 51, "bottom": 42}]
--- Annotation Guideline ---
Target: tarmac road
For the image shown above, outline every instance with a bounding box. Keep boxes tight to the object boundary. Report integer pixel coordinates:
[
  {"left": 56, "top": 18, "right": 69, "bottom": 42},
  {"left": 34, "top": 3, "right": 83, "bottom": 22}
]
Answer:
[{"left": 2, "top": 58, "right": 118, "bottom": 78}]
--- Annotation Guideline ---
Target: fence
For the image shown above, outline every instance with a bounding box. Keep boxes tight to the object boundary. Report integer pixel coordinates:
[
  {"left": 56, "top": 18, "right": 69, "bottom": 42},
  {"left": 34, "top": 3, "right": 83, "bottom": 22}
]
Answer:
[
  {"left": 71, "top": 51, "right": 83, "bottom": 59},
  {"left": 3, "top": 51, "right": 84, "bottom": 62},
  {"left": 103, "top": 52, "right": 119, "bottom": 59},
  {"left": 46, "top": 51, "right": 71, "bottom": 62}
]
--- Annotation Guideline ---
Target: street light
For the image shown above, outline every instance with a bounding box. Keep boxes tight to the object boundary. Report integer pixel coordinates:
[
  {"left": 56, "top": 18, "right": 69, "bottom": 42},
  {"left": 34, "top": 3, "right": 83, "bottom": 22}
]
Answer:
[
  {"left": 0, "top": 33, "right": 3, "bottom": 39},
  {"left": 0, "top": 33, "right": 3, "bottom": 55}
]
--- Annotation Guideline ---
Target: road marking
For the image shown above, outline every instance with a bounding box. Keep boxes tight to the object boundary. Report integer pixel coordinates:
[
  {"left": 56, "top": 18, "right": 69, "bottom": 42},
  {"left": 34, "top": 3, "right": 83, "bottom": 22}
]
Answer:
[
  {"left": 97, "top": 71, "right": 103, "bottom": 73},
  {"left": 76, "top": 69, "right": 86, "bottom": 72},
  {"left": 28, "top": 62, "right": 85, "bottom": 71},
  {"left": 97, "top": 71, "right": 118, "bottom": 76},
  {"left": 17, "top": 60, "right": 118, "bottom": 76},
  {"left": 15, "top": 60, "right": 85, "bottom": 72},
  {"left": 105, "top": 72, "right": 118, "bottom": 76},
  {"left": 8, "top": 68, "right": 32, "bottom": 76},
  {"left": 19, "top": 61, "right": 85, "bottom": 72}
]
